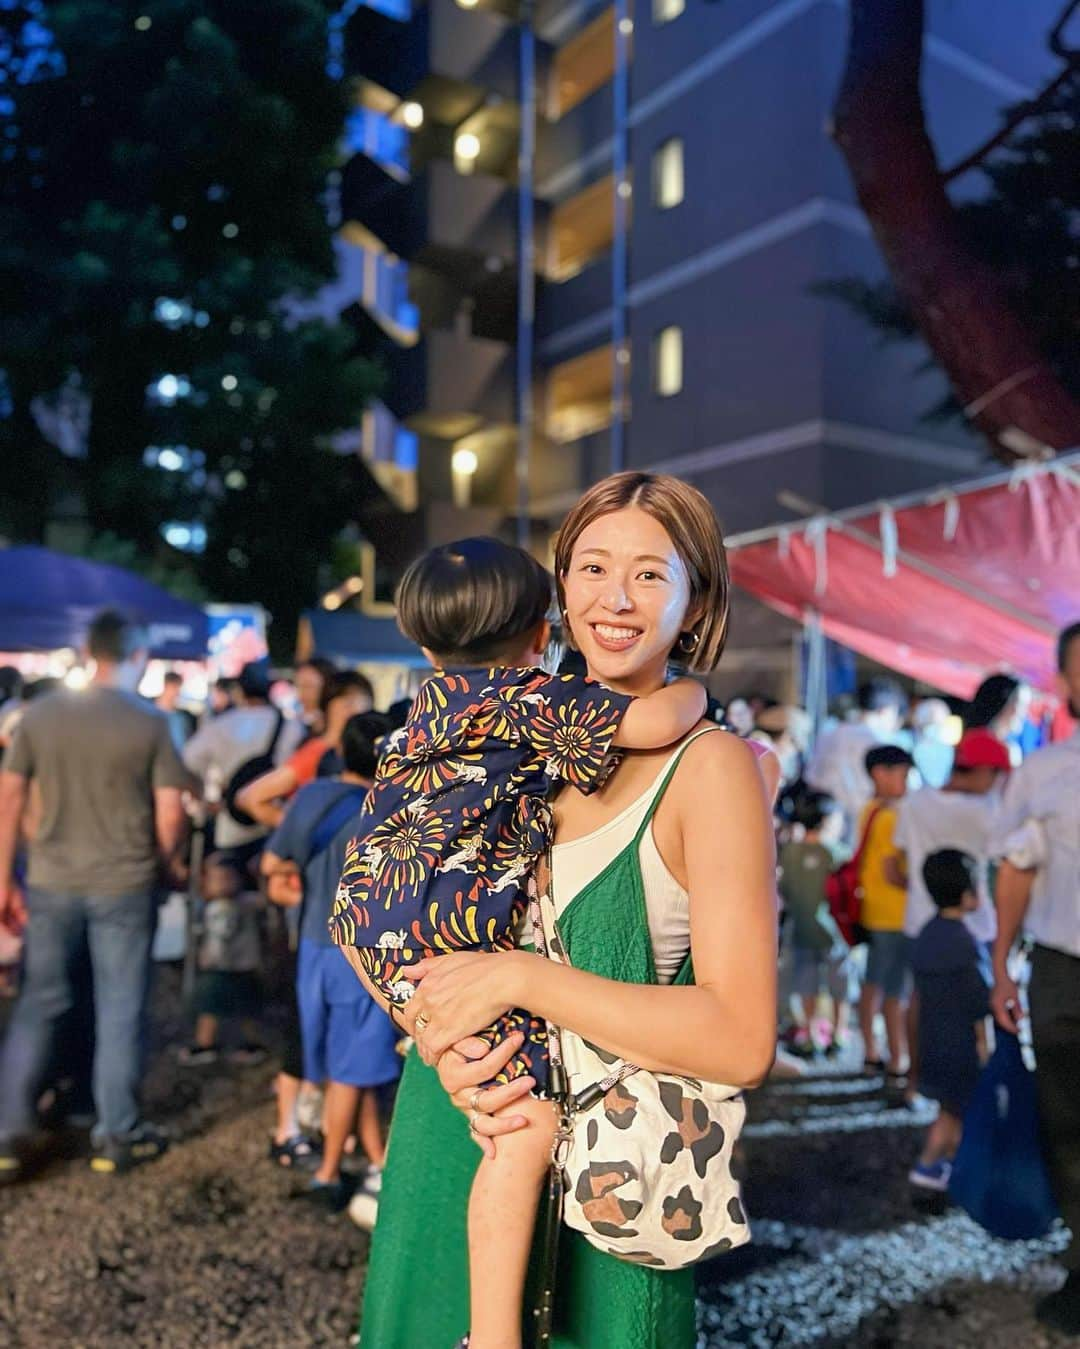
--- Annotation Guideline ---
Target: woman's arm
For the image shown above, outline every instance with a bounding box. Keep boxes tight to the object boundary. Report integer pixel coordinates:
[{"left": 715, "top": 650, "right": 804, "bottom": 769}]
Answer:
[
  {"left": 235, "top": 763, "right": 297, "bottom": 829},
  {"left": 413, "top": 735, "right": 778, "bottom": 1087}
]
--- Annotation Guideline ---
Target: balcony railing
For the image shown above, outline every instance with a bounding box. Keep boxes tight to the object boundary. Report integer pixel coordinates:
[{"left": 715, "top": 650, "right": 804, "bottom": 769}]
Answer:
[
  {"left": 365, "top": 248, "right": 420, "bottom": 337},
  {"left": 341, "top": 0, "right": 410, "bottom": 24},
  {"left": 345, "top": 107, "right": 410, "bottom": 178}
]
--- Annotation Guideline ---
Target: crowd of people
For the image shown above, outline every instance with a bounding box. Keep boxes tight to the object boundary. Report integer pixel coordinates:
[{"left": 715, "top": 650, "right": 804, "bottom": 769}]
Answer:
[
  {"left": 0, "top": 470, "right": 1076, "bottom": 1346},
  {"left": 0, "top": 617, "right": 402, "bottom": 1226}
]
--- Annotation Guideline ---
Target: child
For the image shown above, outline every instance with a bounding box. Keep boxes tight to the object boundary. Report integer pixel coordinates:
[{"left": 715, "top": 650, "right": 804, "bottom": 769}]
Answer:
[
  {"left": 777, "top": 784, "right": 850, "bottom": 1055},
  {"left": 330, "top": 536, "right": 707, "bottom": 1349},
  {"left": 857, "top": 744, "right": 914, "bottom": 1076},
  {"left": 908, "top": 848, "right": 990, "bottom": 1191},
  {"left": 179, "top": 854, "right": 266, "bottom": 1066}
]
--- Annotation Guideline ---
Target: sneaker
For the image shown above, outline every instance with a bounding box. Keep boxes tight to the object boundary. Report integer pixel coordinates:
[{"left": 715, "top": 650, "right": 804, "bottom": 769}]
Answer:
[
  {"left": 177, "top": 1043, "right": 219, "bottom": 1067},
  {"left": 789, "top": 1027, "right": 816, "bottom": 1059},
  {"left": 347, "top": 1166, "right": 383, "bottom": 1231},
  {"left": 90, "top": 1123, "right": 169, "bottom": 1175},
  {"left": 293, "top": 1175, "right": 353, "bottom": 1214},
  {"left": 227, "top": 1043, "right": 268, "bottom": 1067},
  {"left": 908, "top": 1159, "right": 951, "bottom": 1192},
  {"left": 1036, "top": 1271, "right": 1080, "bottom": 1336}
]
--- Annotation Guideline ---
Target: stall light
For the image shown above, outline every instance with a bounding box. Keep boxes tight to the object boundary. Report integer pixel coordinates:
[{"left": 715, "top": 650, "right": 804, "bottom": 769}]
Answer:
[{"left": 64, "top": 666, "right": 91, "bottom": 690}]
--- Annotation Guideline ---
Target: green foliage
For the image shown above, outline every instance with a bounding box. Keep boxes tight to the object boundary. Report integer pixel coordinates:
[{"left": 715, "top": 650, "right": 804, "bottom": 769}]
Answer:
[
  {"left": 822, "top": 75, "right": 1080, "bottom": 420},
  {"left": 0, "top": 1, "right": 383, "bottom": 654}
]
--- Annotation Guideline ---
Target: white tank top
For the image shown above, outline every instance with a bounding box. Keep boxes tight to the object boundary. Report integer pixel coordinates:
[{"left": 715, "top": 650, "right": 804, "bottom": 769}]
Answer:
[{"left": 550, "top": 731, "right": 717, "bottom": 984}]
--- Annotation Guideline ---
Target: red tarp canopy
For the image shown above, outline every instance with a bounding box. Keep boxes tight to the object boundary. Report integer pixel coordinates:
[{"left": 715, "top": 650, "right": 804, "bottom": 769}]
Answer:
[{"left": 727, "top": 457, "right": 1080, "bottom": 697}]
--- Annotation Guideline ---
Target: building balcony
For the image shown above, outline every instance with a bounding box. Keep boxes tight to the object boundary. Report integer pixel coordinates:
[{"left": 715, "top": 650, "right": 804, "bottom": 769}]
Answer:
[
  {"left": 536, "top": 80, "right": 614, "bottom": 194},
  {"left": 408, "top": 326, "right": 515, "bottom": 440},
  {"left": 330, "top": 228, "right": 420, "bottom": 344},
  {"left": 344, "top": 106, "right": 410, "bottom": 178},
  {"left": 538, "top": 253, "right": 612, "bottom": 346},
  {"left": 345, "top": 1, "right": 526, "bottom": 107}
]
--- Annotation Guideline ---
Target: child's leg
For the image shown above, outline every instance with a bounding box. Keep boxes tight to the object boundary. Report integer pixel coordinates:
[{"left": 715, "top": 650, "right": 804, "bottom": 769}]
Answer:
[
  {"left": 919, "top": 1109, "right": 962, "bottom": 1166},
  {"left": 858, "top": 982, "right": 880, "bottom": 1060},
  {"left": 274, "top": 1072, "right": 302, "bottom": 1145},
  {"left": 467, "top": 1092, "right": 557, "bottom": 1349},
  {"left": 799, "top": 993, "right": 817, "bottom": 1030},
  {"left": 314, "top": 1081, "right": 361, "bottom": 1185},
  {"left": 358, "top": 1088, "right": 386, "bottom": 1167},
  {"left": 194, "top": 1013, "right": 219, "bottom": 1049},
  {"left": 883, "top": 996, "right": 908, "bottom": 1073}
]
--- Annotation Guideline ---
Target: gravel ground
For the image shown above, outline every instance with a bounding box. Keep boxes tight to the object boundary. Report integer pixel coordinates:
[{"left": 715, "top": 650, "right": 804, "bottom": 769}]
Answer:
[{"left": 1, "top": 979, "right": 1075, "bottom": 1348}]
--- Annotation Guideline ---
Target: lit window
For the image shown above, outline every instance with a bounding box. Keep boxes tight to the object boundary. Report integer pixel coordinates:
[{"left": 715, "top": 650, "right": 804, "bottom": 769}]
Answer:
[
  {"left": 653, "top": 0, "right": 685, "bottom": 23},
  {"left": 653, "top": 326, "right": 682, "bottom": 397},
  {"left": 652, "top": 138, "right": 684, "bottom": 209}
]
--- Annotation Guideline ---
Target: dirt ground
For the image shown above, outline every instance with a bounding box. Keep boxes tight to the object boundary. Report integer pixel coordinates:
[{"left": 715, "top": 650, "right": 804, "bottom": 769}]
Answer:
[{"left": 1, "top": 972, "right": 1074, "bottom": 1348}]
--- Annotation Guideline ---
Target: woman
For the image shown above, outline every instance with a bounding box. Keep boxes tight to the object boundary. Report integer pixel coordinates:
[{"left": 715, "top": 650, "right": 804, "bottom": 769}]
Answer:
[
  {"left": 358, "top": 472, "right": 777, "bottom": 1349},
  {"left": 236, "top": 670, "right": 373, "bottom": 828}
]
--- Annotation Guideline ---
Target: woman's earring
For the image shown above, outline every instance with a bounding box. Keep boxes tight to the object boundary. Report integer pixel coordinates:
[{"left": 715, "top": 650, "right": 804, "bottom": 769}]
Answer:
[{"left": 678, "top": 630, "right": 701, "bottom": 655}]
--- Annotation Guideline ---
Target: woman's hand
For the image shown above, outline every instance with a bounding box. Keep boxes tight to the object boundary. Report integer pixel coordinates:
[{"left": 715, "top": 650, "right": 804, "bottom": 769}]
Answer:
[
  {"left": 436, "top": 1032, "right": 535, "bottom": 1160},
  {"left": 406, "top": 949, "right": 527, "bottom": 1064}
]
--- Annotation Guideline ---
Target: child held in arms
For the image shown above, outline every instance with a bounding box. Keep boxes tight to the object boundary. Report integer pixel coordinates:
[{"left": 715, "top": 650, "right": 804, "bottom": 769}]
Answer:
[{"left": 330, "top": 537, "right": 708, "bottom": 1349}]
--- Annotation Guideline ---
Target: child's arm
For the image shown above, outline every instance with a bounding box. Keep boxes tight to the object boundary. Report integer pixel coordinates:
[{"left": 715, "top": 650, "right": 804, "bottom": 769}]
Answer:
[{"left": 613, "top": 677, "right": 706, "bottom": 750}]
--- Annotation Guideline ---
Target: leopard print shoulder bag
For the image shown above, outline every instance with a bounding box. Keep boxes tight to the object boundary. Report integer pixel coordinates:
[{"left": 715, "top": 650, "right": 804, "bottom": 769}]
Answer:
[{"left": 528, "top": 873, "right": 751, "bottom": 1272}]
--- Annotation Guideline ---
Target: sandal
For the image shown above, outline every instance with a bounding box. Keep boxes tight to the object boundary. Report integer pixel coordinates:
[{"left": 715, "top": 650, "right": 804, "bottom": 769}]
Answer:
[{"left": 269, "top": 1133, "right": 319, "bottom": 1169}]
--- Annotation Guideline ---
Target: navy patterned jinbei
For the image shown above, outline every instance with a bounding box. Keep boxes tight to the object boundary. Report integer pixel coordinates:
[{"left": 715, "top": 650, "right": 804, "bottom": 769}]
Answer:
[{"left": 329, "top": 665, "right": 631, "bottom": 1086}]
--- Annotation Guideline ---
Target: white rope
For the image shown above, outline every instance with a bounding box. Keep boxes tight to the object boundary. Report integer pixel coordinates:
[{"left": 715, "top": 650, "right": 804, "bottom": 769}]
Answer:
[
  {"left": 879, "top": 505, "right": 898, "bottom": 578},
  {"left": 805, "top": 519, "right": 829, "bottom": 598}
]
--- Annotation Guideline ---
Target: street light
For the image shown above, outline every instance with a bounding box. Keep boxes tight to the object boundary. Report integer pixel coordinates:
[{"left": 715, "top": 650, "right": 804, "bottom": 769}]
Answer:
[
  {"left": 455, "top": 131, "right": 481, "bottom": 174},
  {"left": 451, "top": 446, "right": 478, "bottom": 506}
]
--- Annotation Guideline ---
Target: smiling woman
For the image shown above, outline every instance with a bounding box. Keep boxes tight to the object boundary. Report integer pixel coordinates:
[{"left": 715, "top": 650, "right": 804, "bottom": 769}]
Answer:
[{"left": 357, "top": 473, "right": 777, "bottom": 1349}]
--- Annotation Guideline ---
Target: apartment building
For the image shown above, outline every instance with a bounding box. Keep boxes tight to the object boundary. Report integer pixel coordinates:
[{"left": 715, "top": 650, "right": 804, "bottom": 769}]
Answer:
[{"left": 335, "top": 0, "right": 1060, "bottom": 684}]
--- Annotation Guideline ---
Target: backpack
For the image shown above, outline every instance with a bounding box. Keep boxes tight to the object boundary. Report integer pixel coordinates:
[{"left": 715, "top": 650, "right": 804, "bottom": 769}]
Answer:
[
  {"left": 824, "top": 803, "right": 883, "bottom": 945},
  {"left": 223, "top": 710, "right": 286, "bottom": 826}
]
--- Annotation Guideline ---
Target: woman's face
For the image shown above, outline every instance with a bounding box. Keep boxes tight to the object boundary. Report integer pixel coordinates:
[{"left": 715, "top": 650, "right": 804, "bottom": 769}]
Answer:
[
  {"left": 562, "top": 506, "right": 696, "bottom": 695},
  {"left": 295, "top": 664, "right": 325, "bottom": 714}
]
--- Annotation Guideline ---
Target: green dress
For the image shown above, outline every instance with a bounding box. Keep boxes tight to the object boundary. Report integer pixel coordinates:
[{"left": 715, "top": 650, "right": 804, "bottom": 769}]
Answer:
[{"left": 358, "top": 740, "right": 705, "bottom": 1348}]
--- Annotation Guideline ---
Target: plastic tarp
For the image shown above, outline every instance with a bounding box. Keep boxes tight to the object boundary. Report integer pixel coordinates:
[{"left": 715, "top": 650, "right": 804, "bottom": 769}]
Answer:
[
  {"left": 0, "top": 546, "right": 209, "bottom": 660},
  {"left": 728, "top": 457, "right": 1080, "bottom": 698}
]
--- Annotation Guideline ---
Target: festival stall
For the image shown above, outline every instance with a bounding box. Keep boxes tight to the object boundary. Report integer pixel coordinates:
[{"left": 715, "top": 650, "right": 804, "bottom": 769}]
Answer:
[
  {"left": 726, "top": 454, "right": 1080, "bottom": 701},
  {"left": 0, "top": 546, "right": 209, "bottom": 660}
]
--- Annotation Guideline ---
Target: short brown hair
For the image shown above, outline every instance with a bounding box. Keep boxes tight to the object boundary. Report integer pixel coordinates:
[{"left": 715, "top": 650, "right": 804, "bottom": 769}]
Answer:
[
  {"left": 553, "top": 472, "right": 729, "bottom": 672},
  {"left": 396, "top": 537, "right": 552, "bottom": 665}
]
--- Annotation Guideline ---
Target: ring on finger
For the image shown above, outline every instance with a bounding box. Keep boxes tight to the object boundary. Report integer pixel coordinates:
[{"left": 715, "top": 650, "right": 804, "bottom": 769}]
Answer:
[
  {"left": 469, "top": 1089, "right": 484, "bottom": 1113},
  {"left": 414, "top": 1011, "right": 431, "bottom": 1033},
  {"left": 468, "top": 1111, "right": 480, "bottom": 1135}
]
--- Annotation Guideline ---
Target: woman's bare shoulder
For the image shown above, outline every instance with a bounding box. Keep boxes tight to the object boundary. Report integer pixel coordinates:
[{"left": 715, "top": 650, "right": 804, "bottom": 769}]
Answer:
[{"left": 673, "top": 726, "right": 771, "bottom": 797}]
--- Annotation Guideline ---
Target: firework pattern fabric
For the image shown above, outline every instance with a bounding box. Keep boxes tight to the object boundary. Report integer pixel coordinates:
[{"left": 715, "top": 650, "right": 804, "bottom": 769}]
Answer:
[{"left": 330, "top": 667, "right": 632, "bottom": 1087}]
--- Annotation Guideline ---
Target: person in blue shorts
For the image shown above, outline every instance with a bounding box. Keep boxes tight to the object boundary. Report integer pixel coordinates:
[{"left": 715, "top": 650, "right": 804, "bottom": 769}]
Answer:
[{"left": 262, "top": 712, "right": 399, "bottom": 1213}]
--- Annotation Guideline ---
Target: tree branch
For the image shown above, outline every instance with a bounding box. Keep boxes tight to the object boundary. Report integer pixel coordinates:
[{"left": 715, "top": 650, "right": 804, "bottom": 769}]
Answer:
[
  {"left": 830, "top": 0, "right": 1080, "bottom": 458},
  {"left": 942, "top": 65, "right": 1074, "bottom": 182},
  {"left": 943, "top": 0, "right": 1080, "bottom": 181}
]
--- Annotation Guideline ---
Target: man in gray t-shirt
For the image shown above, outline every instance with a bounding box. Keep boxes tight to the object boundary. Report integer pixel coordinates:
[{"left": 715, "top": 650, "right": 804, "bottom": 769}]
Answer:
[{"left": 0, "top": 610, "right": 192, "bottom": 1177}]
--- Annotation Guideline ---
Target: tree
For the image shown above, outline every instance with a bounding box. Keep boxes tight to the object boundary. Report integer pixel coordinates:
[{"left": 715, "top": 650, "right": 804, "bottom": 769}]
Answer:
[
  {"left": 829, "top": 0, "right": 1080, "bottom": 457},
  {"left": 0, "top": 1, "right": 383, "bottom": 652}
]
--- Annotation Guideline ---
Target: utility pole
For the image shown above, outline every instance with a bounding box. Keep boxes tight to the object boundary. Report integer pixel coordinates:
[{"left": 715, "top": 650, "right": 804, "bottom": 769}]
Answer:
[
  {"left": 516, "top": 0, "right": 536, "bottom": 547},
  {"left": 611, "top": 0, "right": 631, "bottom": 474}
]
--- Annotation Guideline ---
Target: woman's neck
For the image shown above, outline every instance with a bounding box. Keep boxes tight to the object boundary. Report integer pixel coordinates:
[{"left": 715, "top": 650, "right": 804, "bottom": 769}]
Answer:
[{"left": 587, "top": 659, "right": 668, "bottom": 699}]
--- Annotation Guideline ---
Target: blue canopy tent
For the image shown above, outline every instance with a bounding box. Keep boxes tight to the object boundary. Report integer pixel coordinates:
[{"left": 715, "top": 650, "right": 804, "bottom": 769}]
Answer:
[{"left": 0, "top": 546, "right": 209, "bottom": 660}]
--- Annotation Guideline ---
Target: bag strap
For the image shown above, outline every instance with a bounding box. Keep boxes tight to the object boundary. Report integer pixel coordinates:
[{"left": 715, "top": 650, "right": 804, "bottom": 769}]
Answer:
[
  {"left": 850, "top": 802, "right": 885, "bottom": 871},
  {"left": 265, "top": 709, "right": 286, "bottom": 759},
  {"left": 308, "top": 786, "right": 366, "bottom": 859}
]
